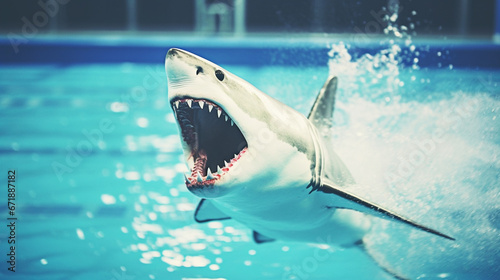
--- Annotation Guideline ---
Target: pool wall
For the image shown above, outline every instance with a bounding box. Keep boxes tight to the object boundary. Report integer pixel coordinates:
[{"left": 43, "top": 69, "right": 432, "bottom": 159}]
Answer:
[{"left": 0, "top": 36, "right": 499, "bottom": 69}]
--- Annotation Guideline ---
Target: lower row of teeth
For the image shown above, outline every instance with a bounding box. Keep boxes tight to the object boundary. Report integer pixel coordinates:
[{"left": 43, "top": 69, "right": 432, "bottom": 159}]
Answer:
[{"left": 185, "top": 148, "right": 247, "bottom": 184}]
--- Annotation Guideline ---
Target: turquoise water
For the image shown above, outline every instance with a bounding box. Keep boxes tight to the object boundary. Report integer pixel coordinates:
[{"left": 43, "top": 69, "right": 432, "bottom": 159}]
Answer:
[{"left": 0, "top": 50, "right": 499, "bottom": 280}]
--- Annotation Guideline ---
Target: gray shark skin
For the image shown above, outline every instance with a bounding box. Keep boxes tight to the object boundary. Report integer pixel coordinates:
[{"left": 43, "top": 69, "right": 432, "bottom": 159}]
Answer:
[{"left": 165, "top": 48, "right": 454, "bottom": 276}]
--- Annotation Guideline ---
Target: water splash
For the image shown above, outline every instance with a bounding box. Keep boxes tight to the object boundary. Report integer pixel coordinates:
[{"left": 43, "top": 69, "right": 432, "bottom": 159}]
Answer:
[
  {"left": 327, "top": 42, "right": 402, "bottom": 99},
  {"left": 324, "top": 2, "right": 500, "bottom": 278},
  {"left": 326, "top": 59, "right": 500, "bottom": 278},
  {"left": 328, "top": 0, "right": 422, "bottom": 100},
  {"left": 350, "top": 92, "right": 500, "bottom": 279}
]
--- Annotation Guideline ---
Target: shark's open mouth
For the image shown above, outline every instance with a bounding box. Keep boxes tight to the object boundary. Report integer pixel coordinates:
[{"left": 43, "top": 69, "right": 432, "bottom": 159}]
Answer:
[{"left": 171, "top": 98, "right": 248, "bottom": 188}]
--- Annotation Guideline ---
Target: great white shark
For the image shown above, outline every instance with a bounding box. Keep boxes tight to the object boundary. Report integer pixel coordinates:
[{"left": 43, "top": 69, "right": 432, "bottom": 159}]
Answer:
[{"left": 165, "top": 48, "right": 454, "bottom": 277}]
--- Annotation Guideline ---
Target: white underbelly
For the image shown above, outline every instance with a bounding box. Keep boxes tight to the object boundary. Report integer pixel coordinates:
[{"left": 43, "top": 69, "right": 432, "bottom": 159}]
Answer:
[{"left": 215, "top": 195, "right": 372, "bottom": 246}]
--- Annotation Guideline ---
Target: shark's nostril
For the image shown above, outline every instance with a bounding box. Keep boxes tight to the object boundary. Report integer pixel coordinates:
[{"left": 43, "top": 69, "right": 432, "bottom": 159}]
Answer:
[{"left": 196, "top": 66, "right": 203, "bottom": 75}]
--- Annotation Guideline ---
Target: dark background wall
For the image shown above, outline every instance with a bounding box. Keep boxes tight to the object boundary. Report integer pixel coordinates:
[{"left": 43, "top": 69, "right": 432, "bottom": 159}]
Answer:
[{"left": 0, "top": 0, "right": 496, "bottom": 36}]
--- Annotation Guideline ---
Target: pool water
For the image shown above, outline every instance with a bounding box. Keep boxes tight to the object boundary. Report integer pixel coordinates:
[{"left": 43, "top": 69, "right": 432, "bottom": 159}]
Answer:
[{"left": 0, "top": 46, "right": 499, "bottom": 280}]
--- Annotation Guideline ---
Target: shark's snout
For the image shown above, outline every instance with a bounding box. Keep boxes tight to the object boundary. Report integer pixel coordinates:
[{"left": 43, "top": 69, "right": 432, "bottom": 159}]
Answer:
[
  {"left": 166, "top": 48, "right": 185, "bottom": 58},
  {"left": 167, "top": 48, "right": 177, "bottom": 57},
  {"left": 166, "top": 47, "right": 219, "bottom": 90},
  {"left": 167, "top": 48, "right": 203, "bottom": 62}
]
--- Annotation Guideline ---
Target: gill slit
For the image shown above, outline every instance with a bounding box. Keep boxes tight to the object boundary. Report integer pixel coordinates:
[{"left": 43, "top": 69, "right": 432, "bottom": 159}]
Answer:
[{"left": 306, "top": 122, "right": 324, "bottom": 193}]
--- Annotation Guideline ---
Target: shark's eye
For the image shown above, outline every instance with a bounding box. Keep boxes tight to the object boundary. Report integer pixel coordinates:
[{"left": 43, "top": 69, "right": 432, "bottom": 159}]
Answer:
[{"left": 215, "top": 70, "right": 225, "bottom": 81}]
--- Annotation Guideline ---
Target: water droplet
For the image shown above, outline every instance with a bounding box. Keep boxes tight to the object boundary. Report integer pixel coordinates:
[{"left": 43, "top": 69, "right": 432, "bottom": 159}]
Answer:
[
  {"left": 110, "top": 102, "right": 129, "bottom": 113},
  {"left": 136, "top": 117, "right": 149, "bottom": 128},
  {"left": 166, "top": 113, "right": 175, "bottom": 123},
  {"left": 11, "top": 142, "right": 19, "bottom": 151},
  {"left": 76, "top": 228, "right": 85, "bottom": 240},
  {"left": 101, "top": 194, "right": 116, "bottom": 205},
  {"left": 148, "top": 212, "right": 157, "bottom": 221},
  {"left": 169, "top": 188, "right": 179, "bottom": 197}
]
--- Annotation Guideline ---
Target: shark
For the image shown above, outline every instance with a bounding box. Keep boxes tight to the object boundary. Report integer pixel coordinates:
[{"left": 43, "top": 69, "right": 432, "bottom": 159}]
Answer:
[{"left": 165, "top": 48, "right": 454, "bottom": 277}]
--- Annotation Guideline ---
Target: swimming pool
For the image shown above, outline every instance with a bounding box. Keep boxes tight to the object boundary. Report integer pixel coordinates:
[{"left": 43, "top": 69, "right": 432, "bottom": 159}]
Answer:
[{"left": 0, "top": 36, "right": 499, "bottom": 280}]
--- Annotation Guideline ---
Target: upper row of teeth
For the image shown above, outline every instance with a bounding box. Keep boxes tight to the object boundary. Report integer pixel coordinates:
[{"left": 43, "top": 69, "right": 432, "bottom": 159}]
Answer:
[{"left": 172, "top": 99, "right": 234, "bottom": 126}]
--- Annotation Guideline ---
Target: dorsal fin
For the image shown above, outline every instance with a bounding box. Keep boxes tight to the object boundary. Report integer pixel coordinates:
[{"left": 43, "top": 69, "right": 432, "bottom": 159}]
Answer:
[
  {"left": 194, "top": 199, "right": 231, "bottom": 223},
  {"left": 307, "top": 76, "right": 338, "bottom": 138}
]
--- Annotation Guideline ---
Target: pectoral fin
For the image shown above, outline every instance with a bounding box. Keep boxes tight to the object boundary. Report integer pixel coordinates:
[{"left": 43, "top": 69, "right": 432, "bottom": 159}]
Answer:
[
  {"left": 194, "top": 199, "right": 231, "bottom": 223},
  {"left": 319, "top": 179, "right": 455, "bottom": 241},
  {"left": 253, "top": 231, "right": 276, "bottom": 244}
]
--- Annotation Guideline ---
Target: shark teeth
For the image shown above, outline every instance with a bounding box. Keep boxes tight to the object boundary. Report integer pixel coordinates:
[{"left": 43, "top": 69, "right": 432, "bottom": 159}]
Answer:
[
  {"left": 172, "top": 98, "right": 248, "bottom": 186},
  {"left": 171, "top": 98, "right": 234, "bottom": 124},
  {"left": 206, "top": 168, "right": 214, "bottom": 180},
  {"left": 196, "top": 171, "right": 203, "bottom": 183},
  {"left": 183, "top": 148, "right": 248, "bottom": 186}
]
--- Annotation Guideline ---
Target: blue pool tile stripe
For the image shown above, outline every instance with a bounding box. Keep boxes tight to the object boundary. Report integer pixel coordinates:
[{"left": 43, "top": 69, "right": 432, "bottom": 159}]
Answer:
[
  {"left": 0, "top": 36, "right": 499, "bottom": 68},
  {"left": 22, "top": 205, "right": 84, "bottom": 215},
  {"left": 0, "top": 205, "right": 128, "bottom": 217}
]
